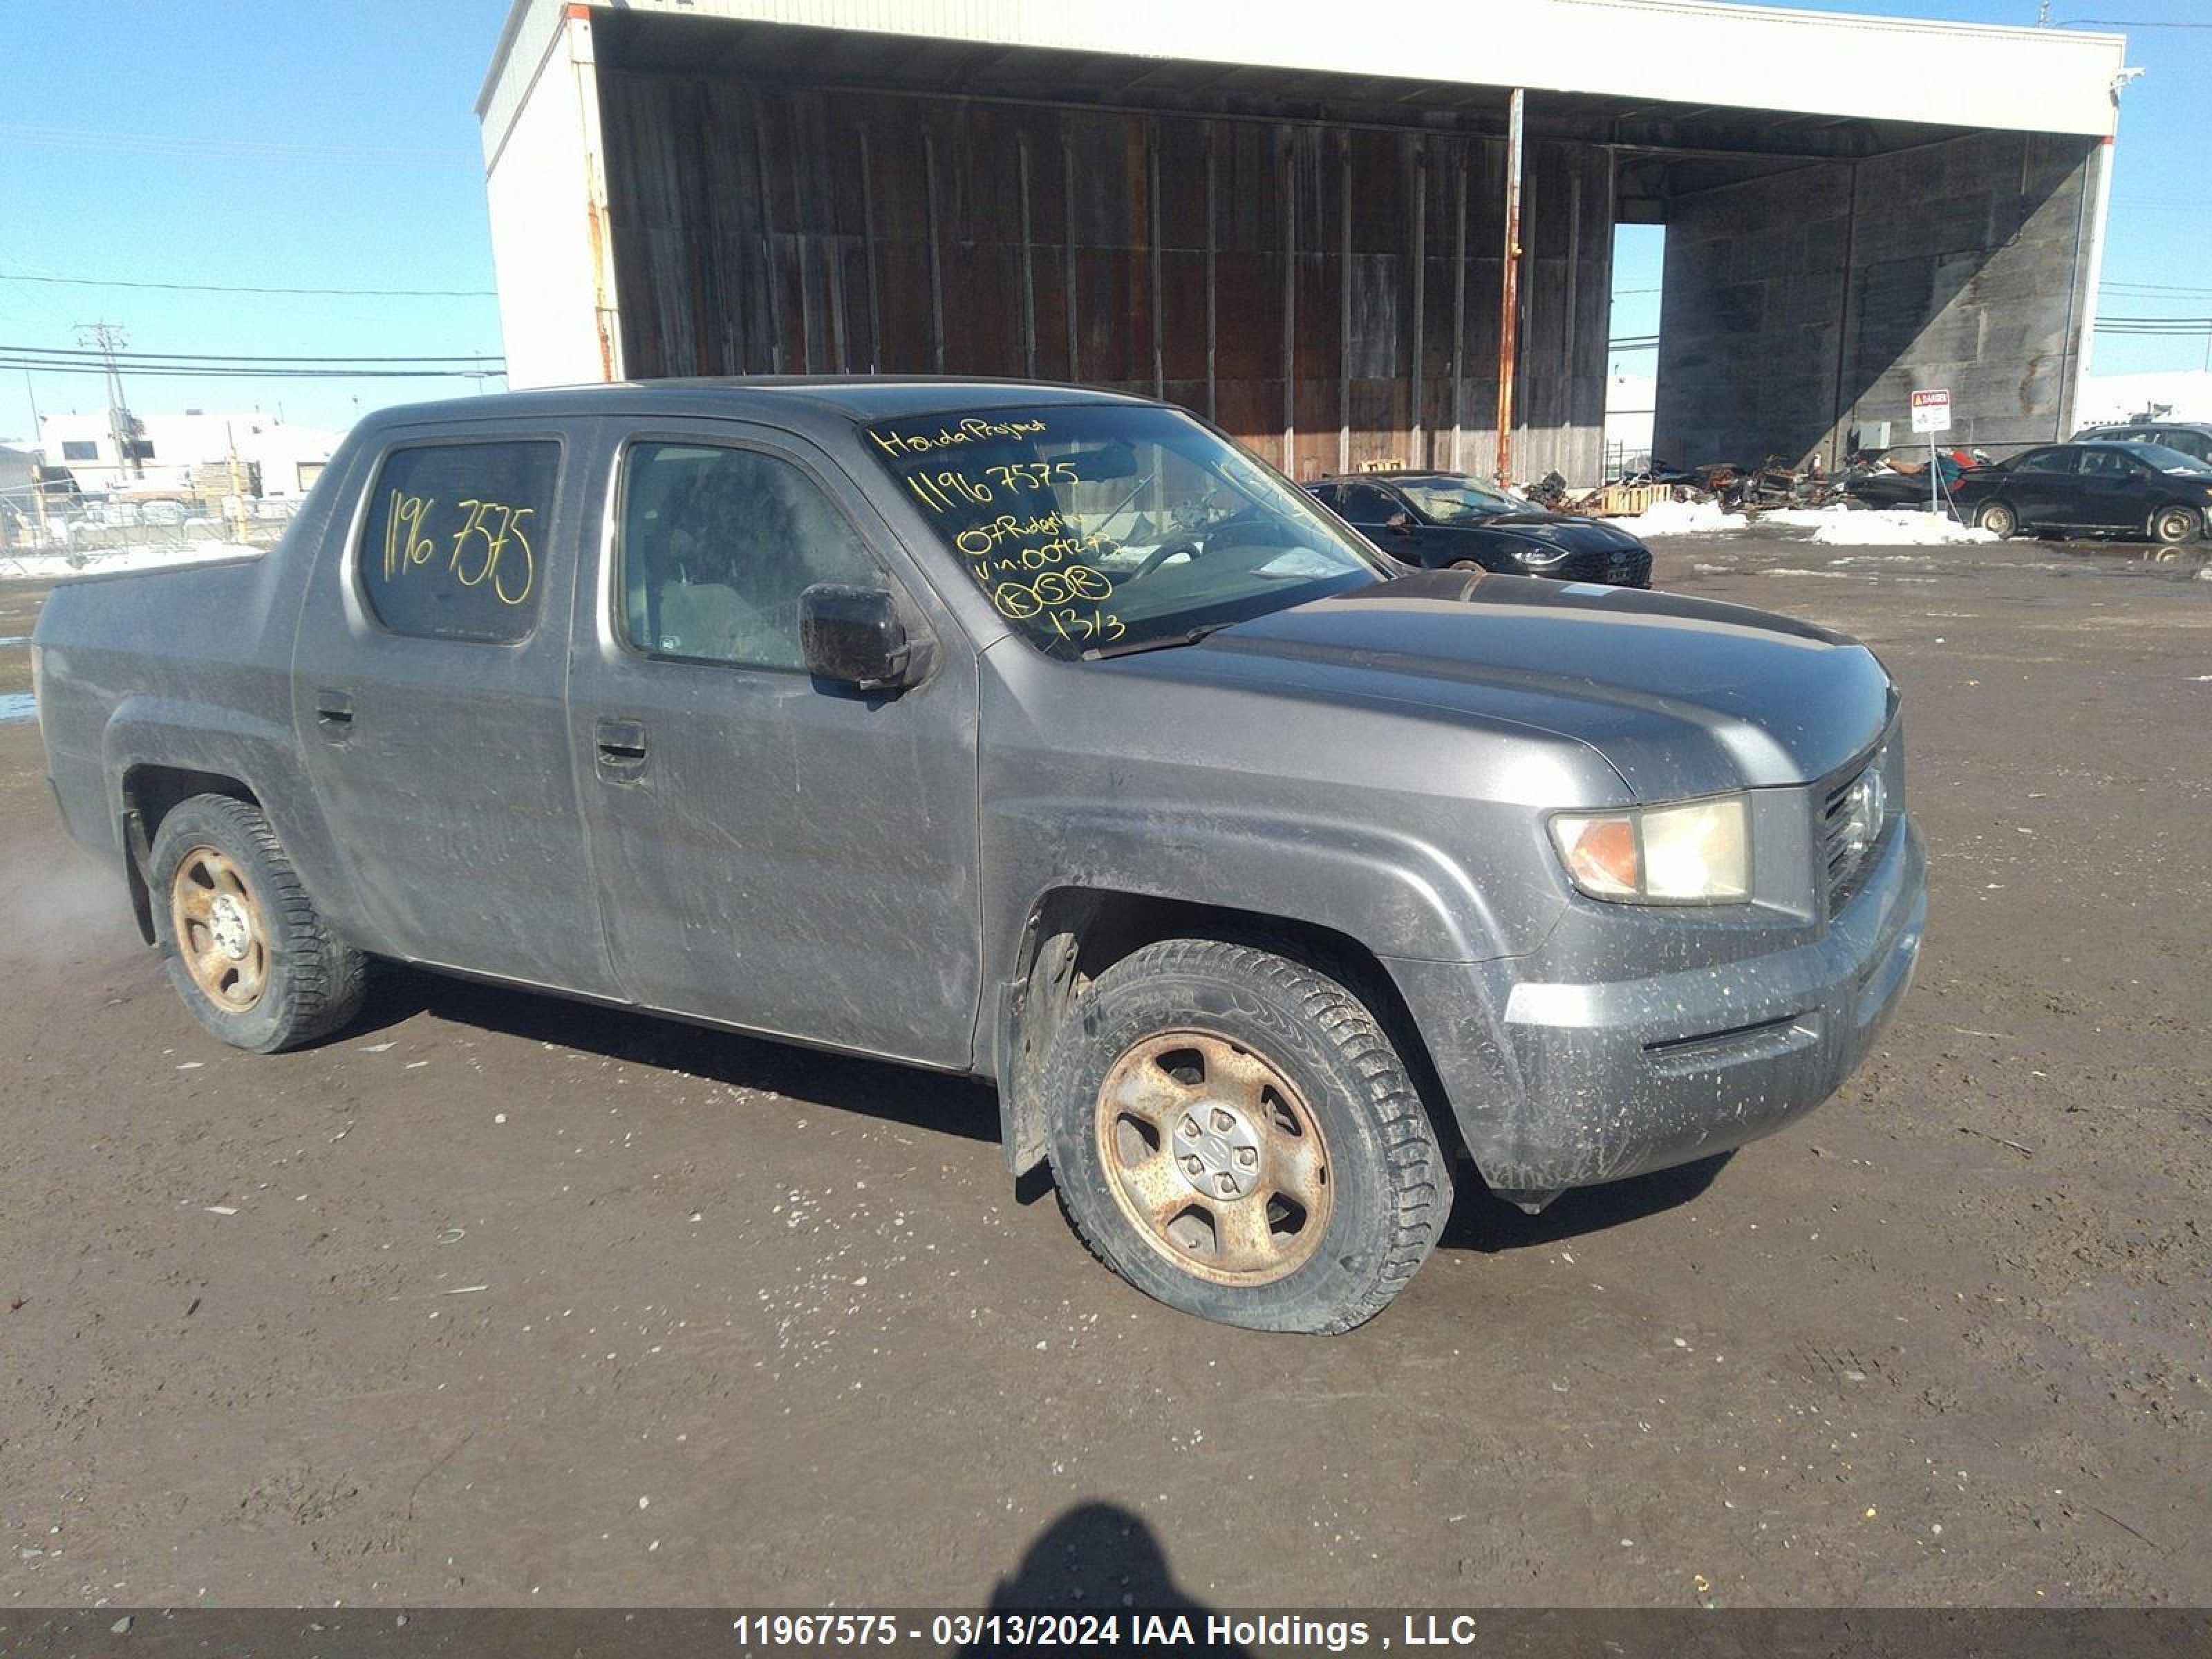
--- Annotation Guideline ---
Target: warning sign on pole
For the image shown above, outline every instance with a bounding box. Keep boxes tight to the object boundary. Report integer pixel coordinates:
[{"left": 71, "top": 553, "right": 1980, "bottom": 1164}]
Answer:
[{"left": 1910, "top": 388, "right": 1953, "bottom": 435}]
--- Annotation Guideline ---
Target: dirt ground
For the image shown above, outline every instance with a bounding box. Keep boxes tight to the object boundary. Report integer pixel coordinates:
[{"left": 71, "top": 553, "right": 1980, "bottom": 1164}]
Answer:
[{"left": 1, "top": 528, "right": 2207, "bottom": 1612}]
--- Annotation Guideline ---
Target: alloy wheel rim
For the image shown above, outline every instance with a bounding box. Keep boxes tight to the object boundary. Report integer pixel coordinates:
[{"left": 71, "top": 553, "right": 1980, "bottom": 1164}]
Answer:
[
  {"left": 1094, "top": 1030, "right": 1332, "bottom": 1286},
  {"left": 170, "top": 847, "right": 270, "bottom": 1012}
]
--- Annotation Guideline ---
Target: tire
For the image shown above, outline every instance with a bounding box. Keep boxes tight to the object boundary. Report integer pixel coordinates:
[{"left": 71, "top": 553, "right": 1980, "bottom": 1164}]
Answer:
[
  {"left": 148, "top": 794, "right": 369, "bottom": 1053},
  {"left": 2150, "top": 505, "right": 2202, "bottom": 545},
  {"left": 1978, "top": 501, "right": 2018, "bottom": 539},
  {"left": 1041, "top": 938, "right": 1451, "bottom": 1333}
]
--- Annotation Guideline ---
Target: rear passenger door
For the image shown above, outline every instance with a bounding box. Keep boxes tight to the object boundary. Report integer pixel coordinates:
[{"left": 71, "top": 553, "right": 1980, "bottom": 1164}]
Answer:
[
  {"left": 2005, "top": 447, "right": 2081, "bottom": 528},
  {"left": 565, "top": 423, "right": 982, "bottom": 1068},
  {"left": 290, "top": 422, "right": 619, "bottom": 996}
]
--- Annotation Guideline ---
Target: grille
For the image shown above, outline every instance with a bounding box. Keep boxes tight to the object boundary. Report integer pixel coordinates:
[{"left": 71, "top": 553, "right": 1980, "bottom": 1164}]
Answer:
[
  {"left": 1819, "top": 747, "right": 1888, "bottom": 912},
  {"left": 1548, "top": 546, "right": 1653, "bottom": 588}
]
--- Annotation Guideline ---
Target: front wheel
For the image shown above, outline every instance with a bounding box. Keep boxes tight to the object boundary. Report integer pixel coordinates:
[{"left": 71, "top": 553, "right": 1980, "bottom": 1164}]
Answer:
[
  {"left": 1977, "top": 501, "right": 2018, "bottom": 539},
  {"left": 149, "top": 794, "right": 369, "bottom": 1052},
  {"left": 1042, "top": 939, "right": 1451, "bottom": 1333},
  {"left": 2150, "top": 505, "right": 2202, "bottom": 545}
]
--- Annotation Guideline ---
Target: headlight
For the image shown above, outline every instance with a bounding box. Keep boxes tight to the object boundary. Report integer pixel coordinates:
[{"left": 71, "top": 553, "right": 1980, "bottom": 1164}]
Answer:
[
  {"left": 1513, "top": 541, "right": 1571, "bottom": 567},
  {"left": 1550, "top": 794, "right": 1752, "bottom": 903}
]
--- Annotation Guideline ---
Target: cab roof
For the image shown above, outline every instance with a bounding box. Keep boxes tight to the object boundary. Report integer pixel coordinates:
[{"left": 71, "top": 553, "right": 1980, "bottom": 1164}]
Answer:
[{"left": 363, "top": 377, "right": 1161, "bottom": 432}]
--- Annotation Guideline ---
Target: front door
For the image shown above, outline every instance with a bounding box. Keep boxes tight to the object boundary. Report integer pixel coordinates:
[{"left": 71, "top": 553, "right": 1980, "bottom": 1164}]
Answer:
[
  {"left": 2074, "top": 448, "right": 2151, "bottom": 530},
  {"left": 290, "top": 423, "right": 619, "bottom": 996},
  {"left": 1338, "top": 481, "right": 1435, "bottom": 564},
  {"left": 565, "top": 423, "right": 983, "bottom": 1068}
]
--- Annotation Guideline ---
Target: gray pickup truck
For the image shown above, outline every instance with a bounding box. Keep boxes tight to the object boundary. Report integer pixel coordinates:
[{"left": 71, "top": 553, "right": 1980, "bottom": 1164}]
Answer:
[{"left": 35, "top": 379, "right": 1925, "bottom": 1333}]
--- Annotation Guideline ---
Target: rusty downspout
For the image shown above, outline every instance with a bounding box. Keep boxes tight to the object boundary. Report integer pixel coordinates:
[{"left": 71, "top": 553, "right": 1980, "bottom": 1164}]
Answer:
[{"left": 1494, "top": 86, "right": 1526, "bottom": 486}]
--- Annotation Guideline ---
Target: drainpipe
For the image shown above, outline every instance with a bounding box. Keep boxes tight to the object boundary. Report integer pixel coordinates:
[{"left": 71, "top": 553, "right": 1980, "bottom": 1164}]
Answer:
[{"left": 1494, "top": 88, "right": 1526, "bottom": 486}]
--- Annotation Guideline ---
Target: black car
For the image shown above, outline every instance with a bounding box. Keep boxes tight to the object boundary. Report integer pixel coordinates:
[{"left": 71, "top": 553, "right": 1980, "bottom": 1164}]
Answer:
[
  {"left": 1309, "top": 471, "right": 1655, "bottom": 588},
  {"left": 2070, "top": 420, "right": 2212, "bottom": 467},
  {"left": 1948, "top": 440, "right": 2212, "bottom": 544}
]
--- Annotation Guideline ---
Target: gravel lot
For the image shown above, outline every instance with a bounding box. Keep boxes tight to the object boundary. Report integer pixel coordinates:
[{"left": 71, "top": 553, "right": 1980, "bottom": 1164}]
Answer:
[{"left": 2, "top": 527, "right": 2206, "bottom": 1611}]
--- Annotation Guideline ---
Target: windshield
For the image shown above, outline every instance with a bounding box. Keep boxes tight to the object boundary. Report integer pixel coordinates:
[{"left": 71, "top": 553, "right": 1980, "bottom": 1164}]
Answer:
[
  {"left": 861, "top": 404, "right": 1386, "bottom": 658},
  {"left": 1395, "top": 476, "right": 1521, "bottom": 525}
]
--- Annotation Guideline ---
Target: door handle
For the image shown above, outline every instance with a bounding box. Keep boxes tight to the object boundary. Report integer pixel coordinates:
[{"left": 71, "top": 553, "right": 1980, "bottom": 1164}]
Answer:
[
  {"left": 594, "top": 718, "right": 649, "bottom": 781},
  {"left": 314, "top": 688, "right": 355, "bottom": 742}
]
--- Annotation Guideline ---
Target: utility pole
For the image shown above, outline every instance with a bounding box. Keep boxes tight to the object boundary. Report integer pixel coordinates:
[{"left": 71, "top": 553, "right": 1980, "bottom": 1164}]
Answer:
[
  {"left": 1494, "top": 87, "right": 1526, "bottom": 487},
  {"left": 76, "top": 321, "right": 140, "bottom": 484},
  {"left": 225, "top": 421, "right": 250, "bottom": 543}
]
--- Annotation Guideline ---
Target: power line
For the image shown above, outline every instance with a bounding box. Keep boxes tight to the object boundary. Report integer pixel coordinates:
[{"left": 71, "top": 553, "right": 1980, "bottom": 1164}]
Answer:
[
  {"left": 0, "top": 359, "right": 505, "bottom": 381},
  {"left": 3, "top": 342, "right": 503, "bottom": 366},
  {"left": 0, "top": 122, "right": 471, "bottom": 166},
  {"left": 0, "top": 272, "right": 496, "bottom": 299}
]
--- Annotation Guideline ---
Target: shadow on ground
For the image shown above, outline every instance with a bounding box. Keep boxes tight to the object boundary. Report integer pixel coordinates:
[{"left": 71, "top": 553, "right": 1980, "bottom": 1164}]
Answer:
[
  {"left": 1441, "top": 1152, "right": 1728, "bottom": 1254},
  {"left": 347, "top": 962, "right": 1003, "bottom": 1145},
  {"left": 961, "top": 1501, "right": 1250, "bottom": 1653},
  {"left": 347, "top": 967, "right": 1727, "bottom": 1250}
]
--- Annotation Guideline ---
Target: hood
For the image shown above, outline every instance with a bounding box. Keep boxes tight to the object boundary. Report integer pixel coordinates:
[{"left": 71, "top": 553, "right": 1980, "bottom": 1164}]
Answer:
[
  {"left": 1459, "top": 512, "right": 1641, "bottom": 553},
  {"left": 1132, "top": 569, "right": 1894, "bottom": 798}
]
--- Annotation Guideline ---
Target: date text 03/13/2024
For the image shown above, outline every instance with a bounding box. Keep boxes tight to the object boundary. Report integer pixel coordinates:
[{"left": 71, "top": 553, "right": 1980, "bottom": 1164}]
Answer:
[{"left": 786, "top": 1611, "right": 1490, "bottom": 1650}]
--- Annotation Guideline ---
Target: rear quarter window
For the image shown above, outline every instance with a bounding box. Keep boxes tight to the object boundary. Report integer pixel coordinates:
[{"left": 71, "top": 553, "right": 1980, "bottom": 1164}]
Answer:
[{"left": 357, "top": 440, "right": 561, "bottom": 643}]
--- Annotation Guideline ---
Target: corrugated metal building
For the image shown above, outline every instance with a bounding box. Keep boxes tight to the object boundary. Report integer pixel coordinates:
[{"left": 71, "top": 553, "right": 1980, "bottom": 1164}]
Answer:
[{"left": 476, "top": 0, "right": 2130, "bottom": 481}]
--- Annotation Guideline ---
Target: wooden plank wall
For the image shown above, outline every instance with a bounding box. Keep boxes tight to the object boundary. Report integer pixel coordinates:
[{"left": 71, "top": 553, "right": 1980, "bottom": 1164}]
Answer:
[{"left": 599, "top": 72, "right": 1612, "bottom": 483}]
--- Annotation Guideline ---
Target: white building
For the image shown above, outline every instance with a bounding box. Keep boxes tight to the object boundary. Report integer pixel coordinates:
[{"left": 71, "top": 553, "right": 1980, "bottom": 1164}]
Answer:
[{"left": 37, "top": 411, "right": 343, "bottom": 500}]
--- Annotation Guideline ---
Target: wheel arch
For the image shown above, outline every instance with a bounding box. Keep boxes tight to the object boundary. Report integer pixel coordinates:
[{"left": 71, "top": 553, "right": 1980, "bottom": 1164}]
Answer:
[
  {"left": 102, "top": 696, "right": 348, "bottom": 948},
  {"left": 991, "top": 885, "right": 1465, "bottom": 1181},
  {"left": 118, "top": 762, "right": 263, "bottom": 942}
]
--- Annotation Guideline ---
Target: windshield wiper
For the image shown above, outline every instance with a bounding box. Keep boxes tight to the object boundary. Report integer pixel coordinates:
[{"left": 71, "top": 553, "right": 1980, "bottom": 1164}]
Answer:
[{"left": 1081, "top": 621, "right": 1232, "bottom": 662}]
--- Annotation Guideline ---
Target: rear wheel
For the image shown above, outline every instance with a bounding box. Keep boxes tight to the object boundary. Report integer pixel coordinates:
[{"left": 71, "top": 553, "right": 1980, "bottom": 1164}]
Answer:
[
  {"left": 149, "top": 794, "right": 368, "bottom": 1053},
  {"left": 1977, "top": 500, "right": 2018, "bottom": 539},
  {"left": 2150, "top": 504, "right": 2202, "bottom": 545},
  {"left": 1042, "top": 939, "right": 1450, "bottom": 1333}
]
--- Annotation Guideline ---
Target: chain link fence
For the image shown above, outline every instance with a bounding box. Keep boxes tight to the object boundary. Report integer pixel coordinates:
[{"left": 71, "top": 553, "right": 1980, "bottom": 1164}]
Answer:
[{"left": 1, "top": 482, "right": 297, "bottom": 579}]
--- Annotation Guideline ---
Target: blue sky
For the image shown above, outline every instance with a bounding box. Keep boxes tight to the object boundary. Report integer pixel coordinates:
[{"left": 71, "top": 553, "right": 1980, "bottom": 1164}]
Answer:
[
  {"left": 0, "top": 3, "right": 507, "bottom": 442},
  {"left": 1, "top": 1, "right": 2205, "bottom": 445}
]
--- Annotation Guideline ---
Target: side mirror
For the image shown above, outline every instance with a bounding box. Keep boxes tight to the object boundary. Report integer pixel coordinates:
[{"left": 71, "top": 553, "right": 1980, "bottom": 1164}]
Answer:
[
  {"left": 1385, "top": 511, "right": 1415, "bottom": 535},
  {"left": 799, "top": 583, "right": 924, "bottom": 692}
]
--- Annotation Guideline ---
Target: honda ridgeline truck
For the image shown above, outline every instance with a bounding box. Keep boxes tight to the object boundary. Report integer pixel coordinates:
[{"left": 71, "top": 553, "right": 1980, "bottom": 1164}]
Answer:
[{"left": 33, "top": 380, "right": 1925, "bottom": 1332}]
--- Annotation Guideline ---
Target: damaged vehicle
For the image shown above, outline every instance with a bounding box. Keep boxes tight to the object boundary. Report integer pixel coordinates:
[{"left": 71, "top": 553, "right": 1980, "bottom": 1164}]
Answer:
[
  {"left": 1308, "top": 471, "right": 1655, "bottom": 587},
  {"left": 33, "top": 380, "right": 1924, "bottom": 1333},
  {"left": 1949, "top": 440, "right": 2212, "bottom": 543}
]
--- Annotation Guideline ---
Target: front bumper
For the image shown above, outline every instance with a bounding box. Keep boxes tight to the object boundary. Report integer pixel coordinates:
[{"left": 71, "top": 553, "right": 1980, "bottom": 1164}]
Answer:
[{"left": 1387, "top": 816, "right": 1925, "bottom": 1204}]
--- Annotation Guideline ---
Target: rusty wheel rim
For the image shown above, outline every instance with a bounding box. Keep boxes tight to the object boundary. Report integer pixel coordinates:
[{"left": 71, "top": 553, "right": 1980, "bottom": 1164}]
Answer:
[
  {"left": 169, "top": 847, "right": 269, "bottom": 1013},
  {"left": 1094, "top": 1030, "right": 1332, "bottom": 1286}
]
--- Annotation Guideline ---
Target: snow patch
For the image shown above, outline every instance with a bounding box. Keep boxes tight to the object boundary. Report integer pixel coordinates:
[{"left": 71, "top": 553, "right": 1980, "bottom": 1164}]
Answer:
[
  {"left": 1602, "top": 498, "right": 1740, "bottom": 537},
  {"left": 1760, "top": 508, "right": 1994, "bottom": 547}
]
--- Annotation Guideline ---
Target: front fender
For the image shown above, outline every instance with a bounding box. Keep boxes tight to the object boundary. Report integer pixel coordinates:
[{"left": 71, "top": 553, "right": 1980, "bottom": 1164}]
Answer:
[
  {"left": 986, "top": 798, "right": 1542, "bottom": 971},
  {"left": 977, "top": 798, "right": 1562, "bottom": 1170}
]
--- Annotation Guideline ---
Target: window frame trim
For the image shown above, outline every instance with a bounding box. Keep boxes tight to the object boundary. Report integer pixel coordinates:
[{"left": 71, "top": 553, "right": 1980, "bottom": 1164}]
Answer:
[
  {"left": 346, "top": 429, "right": 568, "bottom": 650},
  {"left": 607, "top": 429, "right": 912, "bottom": 677}
]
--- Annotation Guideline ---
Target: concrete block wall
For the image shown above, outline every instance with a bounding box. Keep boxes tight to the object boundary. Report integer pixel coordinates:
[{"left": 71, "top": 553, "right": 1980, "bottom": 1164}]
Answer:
[{"left": 1654, "top": 130, "right": 2099, "bottom": 468}]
